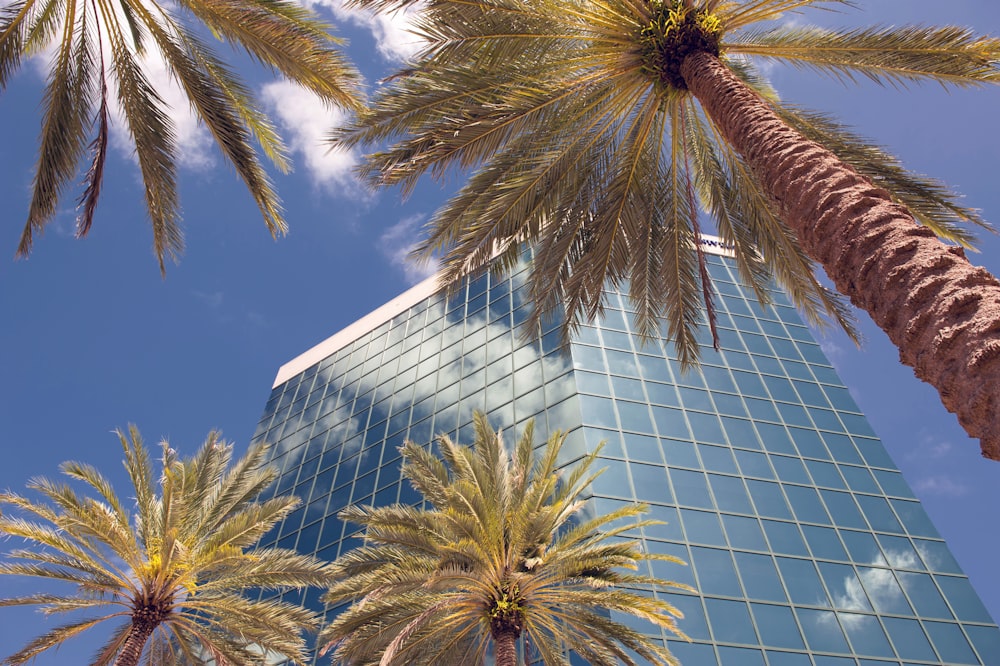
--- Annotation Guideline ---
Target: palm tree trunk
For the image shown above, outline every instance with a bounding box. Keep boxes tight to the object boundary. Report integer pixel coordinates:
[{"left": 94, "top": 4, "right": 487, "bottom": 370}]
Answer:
[
  {"left": 493, "top": 629, "right": 519, "bottom": 666},
  {"left": 114, "top": 619, "right": 157, "bottom": 666},
  {"left": 679, "top": 50, "right": 1000, "bottom": 461}
]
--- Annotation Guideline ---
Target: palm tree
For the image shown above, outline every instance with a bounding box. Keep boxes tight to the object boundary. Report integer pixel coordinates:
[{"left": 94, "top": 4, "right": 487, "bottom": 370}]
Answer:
[
  {"left": 0, "top": 426, "right": 333, "bottom": 665},
  {"left": 1, "top": 0, "right": 363, "bottom": 271},
  {"left": 319, "top": 412, "right": 689, "bottom": 666},
  {"left": 334, "top": 0, "right": 1000, "bottom": 459}
]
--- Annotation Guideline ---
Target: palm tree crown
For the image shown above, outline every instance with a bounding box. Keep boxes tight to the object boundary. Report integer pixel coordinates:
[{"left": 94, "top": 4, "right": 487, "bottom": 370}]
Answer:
[
  {"left": 334, "top": 0, "right": 1000, "bottom": 458},
  {"left": 319, "top": 412, "right": 689, "bottom": 666},
  {"left": 2, "top": 0, "right": 363, "bottom": 270},
  {"left": 0, "top": 427, "right": 334, "bottom": 665}
]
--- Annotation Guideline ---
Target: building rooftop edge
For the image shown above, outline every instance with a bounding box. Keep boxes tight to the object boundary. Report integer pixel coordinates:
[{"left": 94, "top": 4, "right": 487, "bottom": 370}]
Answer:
[{"left": 272, "top": 235, "right": 735, "bottom": 388}]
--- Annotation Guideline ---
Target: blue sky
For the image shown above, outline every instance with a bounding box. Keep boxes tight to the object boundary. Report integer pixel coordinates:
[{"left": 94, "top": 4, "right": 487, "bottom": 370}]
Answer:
[{"left": 1, "top": 0, "right": 999, "bottom": 661}]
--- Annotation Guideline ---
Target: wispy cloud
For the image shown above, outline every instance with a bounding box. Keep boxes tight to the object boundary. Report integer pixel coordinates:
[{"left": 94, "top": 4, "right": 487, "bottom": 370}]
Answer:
[
  {"left": 261, "top": 81, "right": 365, "bottom": 197},
  {"left": 311, "top": 0, "right": 425, "bottom": 63},
  {"left": 377, "top": 213, "right": 438, "bottom": 284},
  {"left": 194, "top": 290, "right": 224, "bottom": 309},
  {"left": 912, "top": 475, "right": 969, "bottom": 497},
  {"left": 905, "top": 433, "right": 954, "bottom": 462},
  {"left": 818, "top": 338, "right": 845, "bottom": 363}
]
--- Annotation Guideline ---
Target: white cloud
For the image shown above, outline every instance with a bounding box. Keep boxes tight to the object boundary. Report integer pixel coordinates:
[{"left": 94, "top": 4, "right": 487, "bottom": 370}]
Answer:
[
  {"left": 261, "top": 80, "right": 365, "bottom": 197},
  {"left": 818, "top": 338, "right": 845, "bottom": 363},
  {"left": 29, "top": 29, "right": 214, "bottom": 171},
  {"left": 309, "top": 0, "right": 425, "bottom": 63},
  {"left": 905, "top": 433, "right": 954, "bottom": 462},
  {"left": 131, "top": 50, "right": 214, "bottom": 170},
  {"left": 377, "top": 213, "right": 439, "bottom": 284},
  {"left": 912, "top": 475, "right": 969, "bottom": 497}
]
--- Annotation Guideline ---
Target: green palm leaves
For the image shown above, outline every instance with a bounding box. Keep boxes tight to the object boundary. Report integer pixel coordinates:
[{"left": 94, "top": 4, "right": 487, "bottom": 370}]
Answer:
[
  {"left": 2, "top": 0, "right": 363, "bottom": 270},
  {"left": 0, "top": 427, "right": 332, "bottom": 665},
  {"left": 335, "top": 0, "right": 997, "bottom": 366},
  {"left": 319, "top": 412, "right": 689, "bottom": 666}
]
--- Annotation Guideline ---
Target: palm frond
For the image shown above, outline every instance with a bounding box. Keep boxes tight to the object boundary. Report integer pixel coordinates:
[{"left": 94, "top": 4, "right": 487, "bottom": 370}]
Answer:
[
  {"left": 728, "top": 24, "right": 1000, "bottom": 87},
  {"left": 717, "top": 0, "right": 855, "bottom": 32},
  {"left": 322, "top": 413, "right": 686, "bottom": 664},
  {"left": 774, "top": 103, "right": 990, "bottom": 244},
  {"left": 8, "top": 0, "right": 362, "bottom": 265},
  {"left": 1, "top": 428, "right": 328, "bottom": 664},
  {"left": 2, "top": 615, "right": 118, "bottom": 665},
  {"left": 18, "top": 0, "right": 94, "bottom": 257}
]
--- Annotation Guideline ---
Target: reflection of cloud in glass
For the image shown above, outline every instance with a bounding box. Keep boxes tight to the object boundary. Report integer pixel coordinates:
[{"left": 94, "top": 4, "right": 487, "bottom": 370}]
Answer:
[
  {"left": 821, "top": 563, "right": 872, "bottom": 614},
  {"left": 878, "top": 535, "right": 922, "bottom": 570},
  {"left": 291, "top": 271, "right": 575, "bottom": 466},
  {"left": 857, "top": 567, "right": 912, "bottom": 615},
  {"left": 832, "top": 576, "right": 870, "bottom": 615},
  {"left": 912, "top": 539, "right": 961, "bottom": 573}
]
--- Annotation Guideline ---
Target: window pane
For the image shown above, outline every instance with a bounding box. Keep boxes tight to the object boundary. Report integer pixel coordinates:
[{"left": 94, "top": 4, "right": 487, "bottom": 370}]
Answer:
[
  {"left": 820, "top": 490, "right": 868, "bottom": 530},
  {"left": 755, "top": 422, "right": 796, "bottom": 455},
  {"left": 763, "top": 521, "right": 809, "bottom": 557},
  {"left": 709, "top": 474, "right": 751, "bottom": 514},
  {"left": 891, "top": 499, "right": 940, "bottom": 538},
  {"left": 883, "top": 617, "right": 936, "bottom": 661},
  {"left": 841, "top": 466, "right": 879, "bottom": 494},
  {"left": 797, "top": 608, "right": 850, "bottom": 653},
  {"left": 700, "top": 444, "right": 738, "bottom": 474},
  {"left": 751, "top": 603, "right": 805, "bottom": 649},
  {"left": 913, "top": 539, "right": 962, "bottom": 573},
  {"left": 718, "top": 646, "right": 765, "bottom": 666},
  {"left": 705, "top": 598, "right": 758, "bottom": 644},
  {"left": 667, "top": 641, "right": 718, "bottom": 666},
  {"left": 925, "top": 621, "right": 978, "bottom": 664},
  {"left": 842, "top": 531, "right": 887, "bottom": 567},
  {"left": 735, "top": 552, "right": 786, "bottom": 602},
  {"left": 722, "top": 514, "right": 768, "bottom": 551},
  {"left": 856, "top": 495, "right": 903, "bottom": 533},
  {"left": 771, "top": 455, "right": 810, "bottom": 484},
  {"left": 776, "top": 557, "right": 829, "bottom": 607},
  {"left": 662, "top": 438, "right": 700, "bottom": 469},
  {"left": 765, "top": 651, "right": 811, "bottom": 666},
  {"left": 692, "top": 546, "right": 743, "bottom": 597},
  {"left": 786, "top": 486, "right": 832, "bottom": 525},
  {"left": 876, "top": 534, "right": 922, "bottom": 570},
  {"left": 857, "top": 567, "right": 912, "bottom": 615},
  {"left": 803, "top": 525, "right": 847, "bottom": 561},
  {"left": 966, "top": 625, "right": 1000, "bottom": 666},
  {"left": 666, "top": 594, "right": 710, "bottom": 640},
  {"left": 897, "top": 572, "right": 952, "bottom": 619},
  {"left": 747, "top": 480, "right": 792, "bottom": 519},
  {"left": 820, "top": 562, "right": 872, "bottom": 611},
  {"left": 670, "top": 469, "right": 714, "bottom": 509},
  {"left": 680, "top": 509, "right": 727, "bottom": 547},
  {"left": 840, "top": 612, "right": 894, "bottom": 658},
  {"left": 937, "top": 575, "right": 993, "bottom": 623},
  {"left": 735, "top": 450, "right": 774, "bottom": 479}
]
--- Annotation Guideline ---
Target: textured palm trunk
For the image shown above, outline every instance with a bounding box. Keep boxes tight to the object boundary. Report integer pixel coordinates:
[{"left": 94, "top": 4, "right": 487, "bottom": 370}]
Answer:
[
  {"left": 492, "top": 629, "right": 519, "bottom": 666},
  {"left": 114, "top": 620, "right": 157, "bottom": 666},
  {"left": 680, "top": 50, "right": 1000, "bottom": 460}
]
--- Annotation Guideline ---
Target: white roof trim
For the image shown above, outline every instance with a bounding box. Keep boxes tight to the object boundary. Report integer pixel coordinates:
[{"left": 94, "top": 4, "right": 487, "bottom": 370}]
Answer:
[
  {"left": 271, "top": 235, "right": 734, "bottom": 388},
  {"left": 272, "top": 273, "right": 441, "bottom": 387}
]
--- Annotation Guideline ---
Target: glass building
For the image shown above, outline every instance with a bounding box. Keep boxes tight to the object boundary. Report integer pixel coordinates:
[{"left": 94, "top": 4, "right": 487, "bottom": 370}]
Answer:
[{"left": 251, "top": 240, "right": 1000, "bottom": 665}]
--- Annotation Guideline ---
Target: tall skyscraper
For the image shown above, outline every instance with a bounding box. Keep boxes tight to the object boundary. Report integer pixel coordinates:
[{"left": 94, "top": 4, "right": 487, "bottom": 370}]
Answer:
[{"left": 251, "top": 240, "right": 1000, "bottom": 665}]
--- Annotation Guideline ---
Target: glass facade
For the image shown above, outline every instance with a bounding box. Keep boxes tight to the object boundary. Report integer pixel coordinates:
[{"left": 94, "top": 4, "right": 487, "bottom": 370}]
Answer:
[{"left": 251, "top": 247, "right": 1000, "bottom": 665}]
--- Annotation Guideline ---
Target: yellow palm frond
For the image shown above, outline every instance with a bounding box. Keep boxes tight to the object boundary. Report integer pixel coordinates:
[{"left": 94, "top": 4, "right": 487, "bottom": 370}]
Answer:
[
  {"left": 320, "top": 412, "right": 687, "bottom": 665},
  {"left": 0, "top": 428, "right": 334, "bottom": 665},
  {"left": 341, "top": 0, "right": 998, "bottom": 367}
]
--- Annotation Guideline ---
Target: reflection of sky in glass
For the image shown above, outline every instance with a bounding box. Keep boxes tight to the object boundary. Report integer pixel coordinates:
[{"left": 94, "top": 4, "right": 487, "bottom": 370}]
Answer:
[{"left": 253, "top": 253, "right": 1000, "bottom": 664}]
